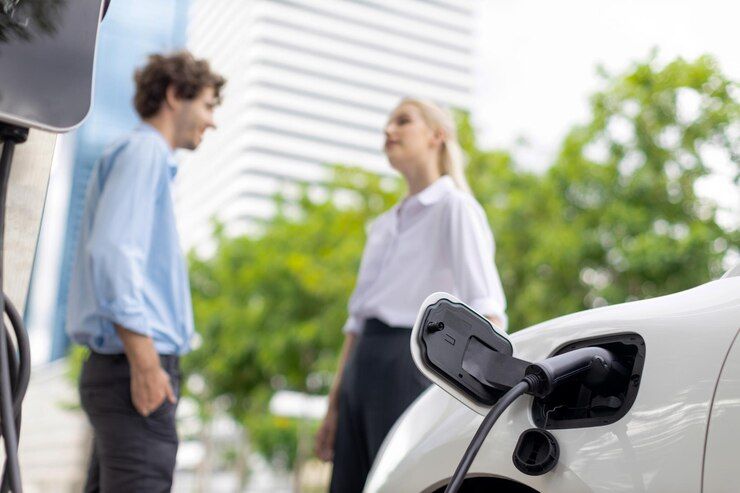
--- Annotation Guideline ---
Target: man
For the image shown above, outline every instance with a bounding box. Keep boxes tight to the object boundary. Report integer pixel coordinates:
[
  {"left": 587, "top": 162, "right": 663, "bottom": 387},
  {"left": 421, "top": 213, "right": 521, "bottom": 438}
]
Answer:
[{"left": 66, "top": 51, "right": 225, "bottom": 492}]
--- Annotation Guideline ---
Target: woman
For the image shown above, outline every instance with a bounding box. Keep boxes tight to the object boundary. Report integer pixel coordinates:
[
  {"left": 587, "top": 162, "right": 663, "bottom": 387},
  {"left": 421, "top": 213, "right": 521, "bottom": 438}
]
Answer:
[{"left": 315, "top": 98, "right": 507, "bottom": 492}]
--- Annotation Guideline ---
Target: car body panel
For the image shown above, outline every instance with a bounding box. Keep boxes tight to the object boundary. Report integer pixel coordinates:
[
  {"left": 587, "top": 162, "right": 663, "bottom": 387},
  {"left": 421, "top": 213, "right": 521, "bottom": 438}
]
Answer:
[
  {"left": 702, "top": 328, "right": 740, "bottom": 492},
  {"left": 366, "top": 276, "right": 740, "bottom": 493}
]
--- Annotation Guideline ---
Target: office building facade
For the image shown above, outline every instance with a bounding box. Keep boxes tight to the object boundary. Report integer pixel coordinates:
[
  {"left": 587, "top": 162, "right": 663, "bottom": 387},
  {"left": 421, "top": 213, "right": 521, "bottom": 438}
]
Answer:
[{"left": 178, "top": 0, "right": 477, "bottom": 251}]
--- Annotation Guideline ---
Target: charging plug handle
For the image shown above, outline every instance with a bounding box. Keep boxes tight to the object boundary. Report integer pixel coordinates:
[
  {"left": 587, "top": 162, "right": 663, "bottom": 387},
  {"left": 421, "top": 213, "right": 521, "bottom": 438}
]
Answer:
[
  {"left": 445, "top": 346, "right": 619, "bottom": 493},
  {"left": 462, "top": 337, "right": 530, "bottom": 392},
  {"left": 525, "top": 347, "right": 614, "bottom": 399}
]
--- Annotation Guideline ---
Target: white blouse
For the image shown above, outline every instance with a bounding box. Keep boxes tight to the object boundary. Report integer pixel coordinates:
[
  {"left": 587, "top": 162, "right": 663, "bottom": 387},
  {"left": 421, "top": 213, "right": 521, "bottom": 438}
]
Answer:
[{"left": 343, "top": 176, "right": 508, "bottom": 334}]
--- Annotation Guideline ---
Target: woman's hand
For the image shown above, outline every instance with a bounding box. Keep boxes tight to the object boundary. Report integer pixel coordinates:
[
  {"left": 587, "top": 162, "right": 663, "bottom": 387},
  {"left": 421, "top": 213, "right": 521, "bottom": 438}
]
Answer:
[
  {"left": 315, "top": 332, "right": 355, "bottom": 461},
  {"left": 315, "top": 407, "right": 339, "bottom": 462}
]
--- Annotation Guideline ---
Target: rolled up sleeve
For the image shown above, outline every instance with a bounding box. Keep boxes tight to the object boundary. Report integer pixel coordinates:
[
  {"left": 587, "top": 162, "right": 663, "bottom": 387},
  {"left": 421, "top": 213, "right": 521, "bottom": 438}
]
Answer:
[
  {"left": 447, "top": 195, "right": 508, "bottom": 331},
  {"left": 86, "top": 140, "right": 163, "bottom": 336}
]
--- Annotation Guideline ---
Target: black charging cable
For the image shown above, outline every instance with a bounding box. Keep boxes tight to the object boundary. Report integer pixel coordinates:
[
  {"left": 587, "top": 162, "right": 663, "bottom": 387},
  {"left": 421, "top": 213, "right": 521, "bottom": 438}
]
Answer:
[
  {"left": 0, "top": 123, "right": 33, "bottom": 493},
  {"left": 444, "top": 346, "right": 615, "bottom": 493},
  {"left": 0, "top": 294, "right": 30, "bottom": 493}
]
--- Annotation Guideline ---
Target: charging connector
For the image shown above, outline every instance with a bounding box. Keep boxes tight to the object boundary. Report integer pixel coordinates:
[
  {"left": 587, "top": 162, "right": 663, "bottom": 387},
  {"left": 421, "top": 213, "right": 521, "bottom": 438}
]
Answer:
[
  {"left": 524, "top": 347, "right": 614, "bottom": 399},
  {"left": 443, "top": 346, "right": 617, "bottom": 493}
]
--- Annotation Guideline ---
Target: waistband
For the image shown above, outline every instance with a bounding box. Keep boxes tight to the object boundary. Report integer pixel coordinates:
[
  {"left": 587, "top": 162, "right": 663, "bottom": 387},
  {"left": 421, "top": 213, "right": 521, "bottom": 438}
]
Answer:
[
  {"left": 363, "top": 317, "right": 412, "bottom": 336},
  {"left": 88, "top": 351, "right": 179, "bottom": 370}
]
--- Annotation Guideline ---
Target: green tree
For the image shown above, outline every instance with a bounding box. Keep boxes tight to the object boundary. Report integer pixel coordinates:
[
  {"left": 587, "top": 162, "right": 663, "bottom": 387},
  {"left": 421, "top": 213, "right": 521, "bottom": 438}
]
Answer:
[
  {"left": 465, "top": 54, "right": 738, "bottom": 330},
  {"left": 184, "top": 54, "right": 738, "bottom": 466}
]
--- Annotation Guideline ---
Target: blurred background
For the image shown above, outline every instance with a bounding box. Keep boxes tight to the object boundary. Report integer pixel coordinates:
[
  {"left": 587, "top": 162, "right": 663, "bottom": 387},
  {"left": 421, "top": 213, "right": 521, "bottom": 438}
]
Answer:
[{"left": 18, "top": 0, "right": 739, "bottom": 491}]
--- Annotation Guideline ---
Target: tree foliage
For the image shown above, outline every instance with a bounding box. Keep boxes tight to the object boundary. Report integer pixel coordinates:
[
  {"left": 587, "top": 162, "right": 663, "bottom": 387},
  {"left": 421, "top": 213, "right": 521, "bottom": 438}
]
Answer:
[
  {"left": 466, "top": 54, "right": 738, "bottom": 330},
  {"left": 184, "top": 54, "right": 738, "bottom": 463}
]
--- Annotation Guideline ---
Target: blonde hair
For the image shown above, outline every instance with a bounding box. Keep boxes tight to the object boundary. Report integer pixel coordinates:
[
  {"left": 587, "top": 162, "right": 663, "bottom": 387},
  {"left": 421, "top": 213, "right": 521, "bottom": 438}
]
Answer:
[{"left": 398, "top": 97, "right": 471, "bottom": 194}]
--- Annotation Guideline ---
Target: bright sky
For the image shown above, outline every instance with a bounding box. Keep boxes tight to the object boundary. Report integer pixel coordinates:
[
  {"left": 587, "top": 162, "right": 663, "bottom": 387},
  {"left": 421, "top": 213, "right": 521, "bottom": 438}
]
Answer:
[{"left": 472, "top": 0, "right": 739, "bottom": 229}]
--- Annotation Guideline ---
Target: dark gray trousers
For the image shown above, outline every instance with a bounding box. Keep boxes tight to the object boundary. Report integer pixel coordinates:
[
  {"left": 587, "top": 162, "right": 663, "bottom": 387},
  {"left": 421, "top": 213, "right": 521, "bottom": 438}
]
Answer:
[
  {"left": 79, "top": 352, "right": 180, "bottom": 493},
  {"left": 330, "top": 318, "right": 430, "bottom": 493}
]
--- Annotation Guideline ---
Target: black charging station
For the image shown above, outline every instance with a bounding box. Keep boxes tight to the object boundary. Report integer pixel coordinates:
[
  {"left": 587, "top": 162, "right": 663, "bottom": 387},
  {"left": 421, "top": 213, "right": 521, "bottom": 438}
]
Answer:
[{"left": 0, "top": 2, "right": 109, "bottom": 490}]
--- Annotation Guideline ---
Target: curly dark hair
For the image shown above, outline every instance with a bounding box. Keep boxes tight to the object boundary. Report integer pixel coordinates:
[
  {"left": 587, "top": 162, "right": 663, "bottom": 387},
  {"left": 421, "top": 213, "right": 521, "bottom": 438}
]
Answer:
[{"left": 133, "top": 51, "right": 225, "bottom": 118}]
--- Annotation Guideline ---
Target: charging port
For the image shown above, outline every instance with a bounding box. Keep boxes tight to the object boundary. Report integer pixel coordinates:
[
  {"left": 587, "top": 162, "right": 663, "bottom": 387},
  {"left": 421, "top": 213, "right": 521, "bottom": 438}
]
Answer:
[{"left": 531, "top": 333, "right": 646, "bottom": 429}]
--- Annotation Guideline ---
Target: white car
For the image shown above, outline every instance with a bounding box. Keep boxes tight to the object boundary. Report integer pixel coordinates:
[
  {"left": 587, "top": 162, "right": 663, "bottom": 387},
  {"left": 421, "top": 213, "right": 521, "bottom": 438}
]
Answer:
[{"left": 365, "top": 266, "right": 740, "bottom": 493}]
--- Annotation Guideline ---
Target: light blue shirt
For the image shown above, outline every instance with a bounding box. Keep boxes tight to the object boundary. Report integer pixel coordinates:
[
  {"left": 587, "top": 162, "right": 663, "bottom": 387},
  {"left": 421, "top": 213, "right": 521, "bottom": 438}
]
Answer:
[{"left": 66, "top": 124, "right": 194, "bottom": 355}]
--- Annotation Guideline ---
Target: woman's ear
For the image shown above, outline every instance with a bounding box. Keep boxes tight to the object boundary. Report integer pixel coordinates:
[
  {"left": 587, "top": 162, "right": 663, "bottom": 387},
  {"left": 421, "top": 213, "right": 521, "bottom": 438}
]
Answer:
[{"left": 431, "top": 128, "right": 446, "bottom": 149}]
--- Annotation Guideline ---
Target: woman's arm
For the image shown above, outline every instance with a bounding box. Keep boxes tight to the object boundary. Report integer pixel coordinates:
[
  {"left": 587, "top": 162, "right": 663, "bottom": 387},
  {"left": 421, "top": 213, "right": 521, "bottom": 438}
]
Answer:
[
  {"left": 326, "top": 332, "right": 357, "bottom": 412},
  {"left": 315, "top": 332, "right": 357, "bottom": 461},
  {"left": 447, "top": 194, "right": 508, "bottom": 331}
]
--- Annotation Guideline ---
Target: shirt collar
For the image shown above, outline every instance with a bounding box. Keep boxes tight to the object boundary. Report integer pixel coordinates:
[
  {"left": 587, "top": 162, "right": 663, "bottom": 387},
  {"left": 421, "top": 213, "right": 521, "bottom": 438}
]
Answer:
[
  {"left": 387, "top": 176, "right": 456, "bottom": 234},
  {"left": 138, "top": 122, "right": 179, "bottom": 179},
  {"left": 374, "top": 176, "right": 457, "bottom": 235},
  {"left": 413, "top": 175, "right": 455, "bottom": 206}
]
